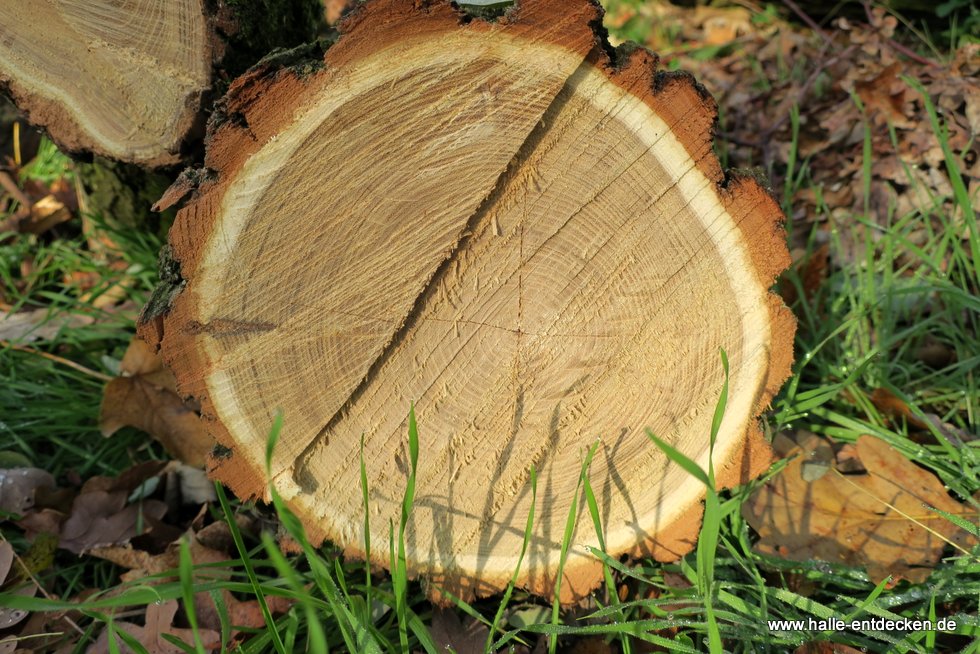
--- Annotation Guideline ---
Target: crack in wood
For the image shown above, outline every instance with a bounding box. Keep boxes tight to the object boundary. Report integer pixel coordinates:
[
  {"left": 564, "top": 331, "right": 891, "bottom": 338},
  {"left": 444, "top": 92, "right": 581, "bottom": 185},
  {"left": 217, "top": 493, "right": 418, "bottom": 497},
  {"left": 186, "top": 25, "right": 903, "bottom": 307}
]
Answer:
[{"left": 288, "top": 58, "right": 596, "bottom": 493}]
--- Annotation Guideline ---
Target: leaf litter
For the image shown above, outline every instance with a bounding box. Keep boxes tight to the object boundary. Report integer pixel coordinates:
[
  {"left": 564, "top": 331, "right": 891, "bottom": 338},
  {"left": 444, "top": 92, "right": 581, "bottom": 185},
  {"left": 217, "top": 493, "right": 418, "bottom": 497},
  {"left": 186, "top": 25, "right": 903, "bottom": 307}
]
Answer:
[
  {"left": 0, "top": 460, "right": 244, "bottom": 652},
  {"left": 99, "top": 337, "right": 213, "bottom": 467},
  {"left": 607, "top": 3, "right": 979, "bottom": 268},
  {"left": 1, "top": 3, "right": 978, "bottom": 653},
  {"left": 744, "top": 431, "right": 977, "bottom": 584}
]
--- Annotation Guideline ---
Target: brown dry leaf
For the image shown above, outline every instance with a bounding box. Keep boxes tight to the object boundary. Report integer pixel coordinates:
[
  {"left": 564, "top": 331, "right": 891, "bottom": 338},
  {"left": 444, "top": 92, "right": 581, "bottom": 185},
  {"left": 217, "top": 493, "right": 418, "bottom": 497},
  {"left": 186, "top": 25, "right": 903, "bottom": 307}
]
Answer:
[
  {"left": 0, "top": 468, "right": 55, "bottom": 516},
  {"left": 0, "top": 309, "right": 95, "bottom": 343},
  {"left": 916, "top": 338, "right": 955, "bottom": 369},
  {"left": 90, "top": 528, "right": 226, "bottom": 582},
  {"left": 0, "top": 541, "right": 37, "bottom": 632},
  {"left": 795, "top": 643, "right": 865, "bottom": 654},
  {"left": 99, "top": 337, "right": 212, "bottom": 466},
  {"left": 9, "top": 598, "right": 93, "bottom": 654},
  {"left": 87, "top": 600, "right": 219, "bottom": 654},
  {"left": 869, "top": 387, "right": 927, "bottom": 430},
  {"left": 20, "top": 195, "right": 72, "bottom": 235},
  {"left": 744, "top": 432, "right": 976, "bottom": 583},
  {"left": 430, "top": 607, "right": 490, "bottom": 654},
  {"left": 91, "top": 526, "right": 291, "bottom": 639},
  {"left": 59, "top": 490, "right": 167, "bottom": 554}
]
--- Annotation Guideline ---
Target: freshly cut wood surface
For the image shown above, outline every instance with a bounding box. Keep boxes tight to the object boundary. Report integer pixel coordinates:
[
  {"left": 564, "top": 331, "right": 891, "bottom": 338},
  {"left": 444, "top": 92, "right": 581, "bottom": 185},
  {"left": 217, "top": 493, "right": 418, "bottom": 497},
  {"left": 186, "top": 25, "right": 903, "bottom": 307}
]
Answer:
[
  {"left": 0, "top": 0, "right": 320, "bottom": 167},
  {"left": 141, "top": 0, "right": 795, "bottom": 601},
  {"left": 0, "top": 0, "right": 212, "bottom": 166}
]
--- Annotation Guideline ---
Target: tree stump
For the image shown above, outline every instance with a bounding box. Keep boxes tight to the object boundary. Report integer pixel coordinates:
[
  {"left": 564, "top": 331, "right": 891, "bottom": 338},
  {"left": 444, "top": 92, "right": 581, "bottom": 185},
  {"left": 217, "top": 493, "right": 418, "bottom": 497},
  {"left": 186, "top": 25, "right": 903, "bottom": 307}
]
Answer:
[
  {"left": 0, "top": 0, "right": 321, "bottom": 167},
  {"left": 141, "top": 0, "right": 795, "bottom": 601}
]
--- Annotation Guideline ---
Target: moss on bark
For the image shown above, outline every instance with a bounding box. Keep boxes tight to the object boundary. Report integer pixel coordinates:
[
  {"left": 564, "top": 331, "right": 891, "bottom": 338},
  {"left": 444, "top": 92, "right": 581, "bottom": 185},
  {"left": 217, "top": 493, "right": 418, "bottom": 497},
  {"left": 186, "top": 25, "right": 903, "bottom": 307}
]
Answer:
[{"left": 220, "top": 0, "right": 325, "bottom": 77}]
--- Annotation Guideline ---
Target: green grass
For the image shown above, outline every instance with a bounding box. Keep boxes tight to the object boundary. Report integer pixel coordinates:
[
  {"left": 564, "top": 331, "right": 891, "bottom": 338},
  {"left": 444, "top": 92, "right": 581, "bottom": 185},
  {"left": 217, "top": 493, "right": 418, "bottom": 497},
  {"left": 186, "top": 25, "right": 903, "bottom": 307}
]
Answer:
[{"left": 2, "top": 4, "right": 979, "bottom": 653}]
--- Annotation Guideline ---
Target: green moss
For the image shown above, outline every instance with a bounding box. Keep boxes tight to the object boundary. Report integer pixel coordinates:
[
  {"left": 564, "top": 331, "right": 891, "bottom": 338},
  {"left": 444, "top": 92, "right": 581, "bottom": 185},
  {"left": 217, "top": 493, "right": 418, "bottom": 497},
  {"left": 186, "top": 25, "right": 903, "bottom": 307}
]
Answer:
[
  {"left": 456, "top": 0, "right": 515, "bottom": 21},
  {"left": 253, "top": 37, "right": 335, "bottom": 77},
  {"left": 140, "top": 244, "right": 185, "bottom": 322},
  {"left": 75, "top": 158, "right": 175, "bottom": 234}
]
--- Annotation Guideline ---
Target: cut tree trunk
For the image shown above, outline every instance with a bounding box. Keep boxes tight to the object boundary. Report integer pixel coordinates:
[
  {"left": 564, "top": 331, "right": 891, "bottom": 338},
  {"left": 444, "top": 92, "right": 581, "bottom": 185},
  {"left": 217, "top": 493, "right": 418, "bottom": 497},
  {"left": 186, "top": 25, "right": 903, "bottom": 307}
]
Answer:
[
  {"left": 0, "top": 0, "right": 321, "bottom": 167},
  {"left": 140, "top": 0, "right": 796, "bottom": 602}
]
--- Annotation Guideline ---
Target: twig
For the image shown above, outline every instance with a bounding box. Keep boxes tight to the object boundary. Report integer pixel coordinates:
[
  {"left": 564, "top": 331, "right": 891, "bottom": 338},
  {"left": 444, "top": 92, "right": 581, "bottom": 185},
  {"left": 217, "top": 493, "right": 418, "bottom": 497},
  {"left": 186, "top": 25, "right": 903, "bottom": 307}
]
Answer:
[
  {"left": 0, "top": 340, "right": 113, "bottom": 382},
  {"left": 0, "top": 536, "right": 86, "bottom": 636},
  {"left": 763, "top": 43, "right": 858, "bottom": 139},
  {"left": 781, "top": 0, "right": 829, "bottom": 43},
  {"left": 886, "top": 37, "right": 941, "bottom": 68},
  {"left": 861, "top": 2, "right": 941, "bottom": 68},
  {"left": 0, "top": 170, "right": 31, "bottom": 207},
  {"left": 13, "top": 121, "right": 21, "bottom": 167}
]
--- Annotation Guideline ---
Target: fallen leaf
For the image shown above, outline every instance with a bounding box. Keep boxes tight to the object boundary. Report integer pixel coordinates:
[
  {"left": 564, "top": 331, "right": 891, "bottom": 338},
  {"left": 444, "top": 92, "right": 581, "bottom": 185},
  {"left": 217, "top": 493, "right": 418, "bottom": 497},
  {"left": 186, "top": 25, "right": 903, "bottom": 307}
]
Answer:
[
  {"left": 0, "top": 309, "right": 94, "bottom": 343},
  {"left": 916, "top": 338, "right": 955, "bottom": 369},
  {"left": 919, "top": 414, "right": 976, "bottom": 447},
  {"left": 869, "top": 387, "right": 925, "bottom": 429},
  {"left": 99, "top": 337, "right": 212, "bottom": 466},
  {"left": 0, "top": 586, "right": 32, "bottom": 629},
  {"left": 87, "top": 600, "right": 219, "bottom": 654},
  {"left": 21, "top": 195, "right": 72, "bottom": 235},
  {"left": 795, "top": 643, "right": 865, "bottom": 654},
  {"left": 834, "top": 443, "right": 865, "bottom": 474},
  {"left": 90, "top": 525, "right": 291, "bottom": 640},
  {"left": 0, "top": 468, "right": 55, "bottom": 516},
  {"left": 0, "top": 540, "right": 12, "bottom": 581},
  {"left": 744, "top": 433, "right": 976, "bottom": 583},
  {"left": 16, "top": 508, "right": 67, "bottom": 541},
  {"left": 430, "top": 607, "right": 489, "bottom": 654},
  {"left": 90, "top": 528, "right": 226, "bottom": 582},
  {"left": 9, "top": 600, "right": 92, "bottom": 654},
  {"left": 0, "top": 541, "right": 37, "bottom": 631},
  {"left": 59, "top": 490, "right": 167, "bottom": 554}
]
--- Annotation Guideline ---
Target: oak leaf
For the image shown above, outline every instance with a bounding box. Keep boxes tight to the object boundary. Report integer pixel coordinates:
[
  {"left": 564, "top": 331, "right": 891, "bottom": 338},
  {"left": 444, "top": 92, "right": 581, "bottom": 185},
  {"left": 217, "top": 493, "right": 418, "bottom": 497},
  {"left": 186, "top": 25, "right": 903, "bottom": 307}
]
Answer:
[
  {"left": 91, "top": 525, "right": 291, "bottom": 638},
  {"left": 0, "top": 468, "right": 55, "bottom": 516},
  {"left": 744, "top": 433, "right": 976, "bottom": 583},
  {"left": 430, "top": 607, "right": 490, "bottom": 654},
  {"left": 87, "top": 600, "right": 219, "bottom": 654},
  {"left": 99, "top": 338, "right": 212, "bottom": 466},
  {"left": 0, "top": 541, "right": 37, "bottom": 633},
  {"left": 59, "top": 490, "right": 167, "bottom": 554}
]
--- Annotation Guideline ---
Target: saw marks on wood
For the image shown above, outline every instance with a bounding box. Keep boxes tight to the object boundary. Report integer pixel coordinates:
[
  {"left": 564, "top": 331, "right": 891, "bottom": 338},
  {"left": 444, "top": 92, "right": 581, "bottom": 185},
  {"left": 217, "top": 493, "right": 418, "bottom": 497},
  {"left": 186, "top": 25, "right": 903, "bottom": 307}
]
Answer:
[
  {"left": 285, "top": 60, "right": 771, "bottom": 596},
  {"left": 197, "top": 35, "right": 589, "bottom": 486},
  {"left": 148, "top": 0, "right": 793, "bottom": 602},
  {"left": 0, "top": 0, "right": 210, "bottom": 165}
]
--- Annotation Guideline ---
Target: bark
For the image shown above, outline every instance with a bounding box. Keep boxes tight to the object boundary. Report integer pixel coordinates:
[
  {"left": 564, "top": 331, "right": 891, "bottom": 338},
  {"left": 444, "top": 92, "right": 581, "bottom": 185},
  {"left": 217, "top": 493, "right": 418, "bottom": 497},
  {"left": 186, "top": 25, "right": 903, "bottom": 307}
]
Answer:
[
  {"left": 0, "top": 0, "right": 322, "bottom": 168},
  {"left": 139, "top": 0, "right": 795, "bottom": 603}
]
